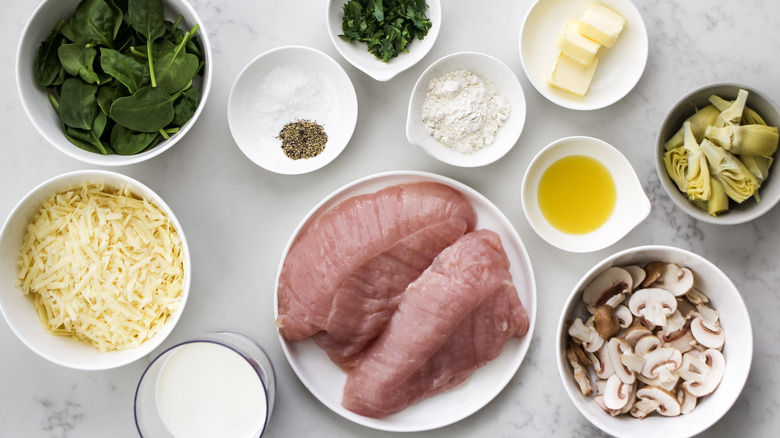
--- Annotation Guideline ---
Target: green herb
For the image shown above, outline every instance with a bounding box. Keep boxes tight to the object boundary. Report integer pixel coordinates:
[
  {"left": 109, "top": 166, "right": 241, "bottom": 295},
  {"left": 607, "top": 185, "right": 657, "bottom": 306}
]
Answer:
[
  {"left": 34, "top": 0, "right": 204, "bottom": 155},
  {"left": 339, "top": 0, "right": 431, "bottom": 63},
  {"left": 278, "top": 120, "right": 328, "bottom": 160}
]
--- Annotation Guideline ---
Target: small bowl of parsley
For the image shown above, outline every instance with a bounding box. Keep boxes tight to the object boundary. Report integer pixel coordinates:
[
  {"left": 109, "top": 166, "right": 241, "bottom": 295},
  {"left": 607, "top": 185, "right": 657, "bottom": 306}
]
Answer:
[
  {"left": 17, "top": 0, "right": 212, "bottom": 166},
  {"left": 326, "top": 0, "right": 441, "bottom": 82}
]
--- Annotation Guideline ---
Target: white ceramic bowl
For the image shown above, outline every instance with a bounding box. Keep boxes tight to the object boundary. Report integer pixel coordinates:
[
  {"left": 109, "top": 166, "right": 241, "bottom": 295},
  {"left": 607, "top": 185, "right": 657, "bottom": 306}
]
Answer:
[
  {"left": 0, "top": 170, "right": 191, "bottom": 370},
  {"left": 521, "top": 136, "right": 650, "bottom": 252},
  {"left": 326, "top": 0, "right": 441, "bottom": 81},
  {"left": 16, "top": 0, "right": 212, "bottom": 166},
  {"left": 274, "top": 170, "right": 536, "bottom": 432},
  {"left": 519, "top": 0, "right": 648, "bottom": 110},
  {"left": 406, "top": 52, "right": 527, "bottom": 167},
  {"left": 656, "top": 83, "right": 780, "bottom": 224},
  {"left": 557, "top": 245, "right": 752, "bottom": 438},
  {"left": 228, "top": 46, "right": 358, "bottom": 175}
]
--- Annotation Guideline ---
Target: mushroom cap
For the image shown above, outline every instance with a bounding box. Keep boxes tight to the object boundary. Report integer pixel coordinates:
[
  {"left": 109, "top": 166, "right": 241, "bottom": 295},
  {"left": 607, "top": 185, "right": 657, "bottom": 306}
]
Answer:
[
  {"left": 636, "top": 386, "right": 682, "bottom": 417},
  {"left": 594, "top": 305, "right": 621, "bottom": 339},
  {"left": 634, "top": 334, "right": 662, "bottom": 356},
  {"left": 614, "top": 304, "right": 633, "bottom": 328},
  {"left": 623, "top": 265, "right": 647, "bottom": 290},
  {"left": 603, "top": 374, "right": 636, "bottom": 411},
  {"left": 623, "top": 324, "right": 653, "bottom": 346},
  {"left": 583, "top": 267, "right": 633, "bottom": 313},
  {"left": 568, "top": 317, "right": 605, "bottom": 353},
  {"left": 691, "top": 316, "right": 725, "bottom": 350},
  {"left": 628, "top": 288, "right": 678, "bottom": 327},
  {"left": 677, "top": 387, "right": 698, "bottom": 415},
  {"left": 680, "top": 349, "right": 726, "bottom": 397},
  {"left": 587, "top": 343, "right": 615, "bottom": 379},
  {"left": 642, "top": 263, "right": 695, "bottom": 296}
]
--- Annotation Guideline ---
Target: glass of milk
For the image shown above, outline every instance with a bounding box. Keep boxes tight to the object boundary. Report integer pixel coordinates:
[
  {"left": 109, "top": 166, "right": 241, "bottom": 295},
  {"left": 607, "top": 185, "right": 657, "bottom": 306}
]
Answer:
[{"left": 134, "top": 332, "right": 275, "bottom": 437}]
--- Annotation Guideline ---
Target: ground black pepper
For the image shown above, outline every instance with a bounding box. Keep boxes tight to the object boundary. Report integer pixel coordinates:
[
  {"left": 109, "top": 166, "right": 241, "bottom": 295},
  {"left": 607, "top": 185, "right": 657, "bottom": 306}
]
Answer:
[{"left": 278, "top": 120, "right": 328, "bottom": 160}]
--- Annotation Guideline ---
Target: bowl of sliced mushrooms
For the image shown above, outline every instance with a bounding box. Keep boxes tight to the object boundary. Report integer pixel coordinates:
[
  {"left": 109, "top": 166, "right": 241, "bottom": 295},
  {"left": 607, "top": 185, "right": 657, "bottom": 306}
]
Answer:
[
  {"left": 656, "top": 83, "right": 780, "bottom": 224},
  {"left": 557, "top": 245, "right": 752, "bottom": 438}
]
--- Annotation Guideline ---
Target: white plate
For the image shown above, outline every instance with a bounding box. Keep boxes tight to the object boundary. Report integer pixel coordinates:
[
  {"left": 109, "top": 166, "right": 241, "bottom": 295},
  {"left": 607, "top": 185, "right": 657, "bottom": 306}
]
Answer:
[
  {"left": 227, "top": 46, "right": 357, "bottom": 175},
  {"left": 274, "top": 171, "right": 537, "bottom": 432},
  {"left": 519, "top": 0, "right": 648, "bottom": 110},
  {"left": 521, "top": 136, "right": 650, "bottom": 253},
  {"left": 406, "top": 52, "right": 527, "bottom": 167},
  {"left": 326, "top": 0, "right": 441, "bottom": 81}
]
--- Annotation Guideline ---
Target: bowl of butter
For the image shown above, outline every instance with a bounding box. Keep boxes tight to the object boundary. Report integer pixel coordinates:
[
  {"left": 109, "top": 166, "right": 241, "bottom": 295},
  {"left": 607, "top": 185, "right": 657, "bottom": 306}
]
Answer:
[{"left": 519, "top": 0, "right": 648, "bottom": 110}]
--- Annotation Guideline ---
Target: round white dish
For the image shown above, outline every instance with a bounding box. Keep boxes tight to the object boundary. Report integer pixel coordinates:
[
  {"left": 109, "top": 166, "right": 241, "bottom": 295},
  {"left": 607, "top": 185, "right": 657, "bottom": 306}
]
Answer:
[
  {"left": 273, "top": 170, "right": 537, "bottom": 432},
  {"left": 406, "top": 52, "right": 527, "bottom": 167},
  {"left": 519, "top": 0, "right": 648, "bottom": 110},
  {"left": 16, "top": 0, "right": 212, "bottom": 166},
  {"left": 521, "top": 136, "right": 650, "bottom": 253},
  {"left": 556, "top": 245, "right": 752, "bottom": 438},
  {"left": 228, "top": 46, "right": 358, "bottom": 175},
  {"left": 326, "top": 0, "right": 441, "bottom": 81},
  {"left": 0, "top": 170, "right": 191, "bottom": 370},
  {"left": 655, "top": 82, "right": 780, "bottom": 224}
]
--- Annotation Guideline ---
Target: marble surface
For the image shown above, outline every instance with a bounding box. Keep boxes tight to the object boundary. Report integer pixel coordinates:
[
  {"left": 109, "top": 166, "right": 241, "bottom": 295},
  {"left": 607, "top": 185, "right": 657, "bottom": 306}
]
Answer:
[{"left": 1, "top": 0, "right": 779, "bottom": 436}]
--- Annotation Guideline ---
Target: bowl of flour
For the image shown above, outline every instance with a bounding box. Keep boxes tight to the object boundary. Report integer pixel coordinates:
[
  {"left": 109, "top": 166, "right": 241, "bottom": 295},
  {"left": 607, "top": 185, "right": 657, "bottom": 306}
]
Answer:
[
  {"left": 228, "top": 46, "right": 358, "bottom": 175},
  {"left": 406, "top": 52, "right": 527, "bottom": 167}
]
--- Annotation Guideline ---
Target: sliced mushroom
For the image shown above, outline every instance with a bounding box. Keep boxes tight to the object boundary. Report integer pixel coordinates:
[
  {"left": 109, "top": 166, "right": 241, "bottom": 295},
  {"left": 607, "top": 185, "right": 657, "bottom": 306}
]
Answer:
[
  {"left": 614, "top": 304, "right": 633, "bottom": 328},
  {"left": 607, "top": 337, "right": 635, "bottom": 384},
  {"left": 695, "top": 303, "right": 720, "bottom": 324},
  {"left": 623, "top": 324, "right": 653, "bottom": 347},
  {"left": 603, "top": 374, "right": 636, "bottom": 411},
  {"left": 634, "top": 335, "right": 662, "bottom": 356},
  {"left": 663, "top": 310, "right": 687, "bottom": 334},
  {"left": 629, "top": 288, "right": 678, "bottom": 327},
  {"left": 635, "top": 386, "right": 682, "bottom": 417},
  {"left": 583, "top": 267, "right": 633, "bottom": 313},
  {"left": 587, "top": 343, "right": 615, "bottom": 379},
  {"left": 568, "top": 318, "right": 605, "bottom": 353},
  {"left": 676, "top": 297, "right": 697, "bottom": 318},
  {"left": 690, "top": 316, "right": 725, "bottom": 350},
  {"left": 685, "top": 287, "right": 710, "bottom": 305},
  {"left": 679, "top": 349, "right": 725, "bottom": 397},
  {"left": 568, "top": 338, "right": 592, "bottom": 367},
  {"left": 623, "top": 265, "right": 647, "bottom": 290},
  {"left": 661, "top": 327, "right": 697, "bottom": 354},
  {"left": 630, "top": 398, "right": 661, "bottom": 419},
  {"left": 677, "top": 387, "right": 697, "bottom": 415},
  {"left": 641, "top": 262, "right": 695, "bottom": 296},
  {"left": 640, "top": 347, "right": 683, "bottom": 382},
  {"left": 594, "top": 305, "right": 621, "bottom": 339},
  {"left": 566, "top": 346, "right": 593, "bottom": 396},
  {"left": 620, "top": 351, "right": 646, "bottom": 375}
]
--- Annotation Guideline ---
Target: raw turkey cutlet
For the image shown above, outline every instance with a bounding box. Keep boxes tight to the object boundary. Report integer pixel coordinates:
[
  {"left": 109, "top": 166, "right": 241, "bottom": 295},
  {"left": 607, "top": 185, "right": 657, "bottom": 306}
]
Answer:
[
  {"left": 276, "top": 182, "right": 477, "bottom": 366},
  {"left": 342, "top": 229, "right": 530, "bottom": 418}
]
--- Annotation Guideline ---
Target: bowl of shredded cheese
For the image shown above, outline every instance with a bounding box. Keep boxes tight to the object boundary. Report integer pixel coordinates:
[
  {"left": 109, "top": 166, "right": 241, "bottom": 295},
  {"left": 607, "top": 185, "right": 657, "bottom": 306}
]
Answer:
[{"left": 0, "top": 170, "right": 190, "bottom": 370}]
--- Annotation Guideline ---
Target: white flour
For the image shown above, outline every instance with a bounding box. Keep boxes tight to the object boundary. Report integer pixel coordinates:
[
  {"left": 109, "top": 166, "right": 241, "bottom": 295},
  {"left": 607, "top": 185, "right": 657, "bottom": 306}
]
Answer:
[{"left": 422, "top": 69, "right": 510, "bottom": 154}]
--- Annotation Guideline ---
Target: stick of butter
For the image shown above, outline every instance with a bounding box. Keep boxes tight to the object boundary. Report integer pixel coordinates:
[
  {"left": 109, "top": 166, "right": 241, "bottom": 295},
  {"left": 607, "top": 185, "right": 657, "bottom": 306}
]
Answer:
[
  {"left": 547, "top": 52, "right": 598, "bottom": 97},
  {"left": 578, "top": 2, "right": 626, "bottom": 48},
  {"left": 556, "top": 18, "right": 601, "bottom": 65}
]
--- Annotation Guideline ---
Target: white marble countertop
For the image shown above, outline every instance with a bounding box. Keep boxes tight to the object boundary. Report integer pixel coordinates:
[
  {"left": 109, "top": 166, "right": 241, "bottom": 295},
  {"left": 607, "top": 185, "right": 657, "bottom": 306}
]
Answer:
[{"left": 2, "top": 0, "right": 779, "bottom": 437}]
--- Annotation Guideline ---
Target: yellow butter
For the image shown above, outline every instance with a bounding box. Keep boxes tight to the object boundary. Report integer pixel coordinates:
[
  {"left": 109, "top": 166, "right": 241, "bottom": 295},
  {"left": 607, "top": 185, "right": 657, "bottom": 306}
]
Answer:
[
  {"left": 556, "top": 18, "right": 600, "bottom": 65},
  {"left": 547, "top": 52, "right": 599, "bottom": 97},
  {"left": 578, "top": 2, "right": 626, "bottom": 48}
]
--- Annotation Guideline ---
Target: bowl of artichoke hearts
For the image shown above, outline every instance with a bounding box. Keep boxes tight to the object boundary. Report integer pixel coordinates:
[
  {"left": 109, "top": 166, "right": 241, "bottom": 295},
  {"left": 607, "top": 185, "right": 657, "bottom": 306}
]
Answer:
[{"left": 656, "top": 83, "right": 780, "bottom": 224}]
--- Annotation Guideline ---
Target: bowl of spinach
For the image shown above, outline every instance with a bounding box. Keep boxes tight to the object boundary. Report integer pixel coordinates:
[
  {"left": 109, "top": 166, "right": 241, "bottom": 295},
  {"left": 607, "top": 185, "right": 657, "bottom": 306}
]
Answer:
[{"left": 17, "top": 0, "right": 212, "bottom": 166}]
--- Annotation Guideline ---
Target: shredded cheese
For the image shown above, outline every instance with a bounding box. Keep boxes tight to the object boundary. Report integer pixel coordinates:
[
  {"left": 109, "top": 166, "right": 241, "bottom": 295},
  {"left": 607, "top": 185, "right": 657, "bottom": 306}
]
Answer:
[{"left": 16, "top": 182, "right": 184, "bottom": 352}]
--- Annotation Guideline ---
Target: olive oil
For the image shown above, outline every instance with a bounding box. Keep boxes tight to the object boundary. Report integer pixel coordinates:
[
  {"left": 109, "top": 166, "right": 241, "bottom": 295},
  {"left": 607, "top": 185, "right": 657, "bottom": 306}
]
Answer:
[{"left": 537, "top": 155, "right": 616, "bottom": 234}]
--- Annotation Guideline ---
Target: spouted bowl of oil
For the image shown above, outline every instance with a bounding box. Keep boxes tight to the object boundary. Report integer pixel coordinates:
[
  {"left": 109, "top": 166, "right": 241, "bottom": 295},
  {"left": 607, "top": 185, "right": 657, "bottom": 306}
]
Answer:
[{"left": 521, "top": 136, "right": 650, "bottom": 252}]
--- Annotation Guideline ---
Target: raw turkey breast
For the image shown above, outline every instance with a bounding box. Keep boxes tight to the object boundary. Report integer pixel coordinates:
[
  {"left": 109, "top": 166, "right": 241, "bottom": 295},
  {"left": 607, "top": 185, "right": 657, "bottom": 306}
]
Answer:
[
  {"left": 342, "top": 229, "right": 530, "bottom": 418},
  {"left": 276, "top": 182, "right": 477, "bottom": 366}
]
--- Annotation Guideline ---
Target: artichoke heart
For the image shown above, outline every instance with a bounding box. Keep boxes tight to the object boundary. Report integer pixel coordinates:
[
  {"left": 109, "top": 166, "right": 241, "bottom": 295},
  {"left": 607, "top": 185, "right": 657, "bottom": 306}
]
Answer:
[
  {"left": 664, "top": 104, "right": 720, "bottom": 150},
  {"left": 683, "top": 121, "right": 711, "bottom": 201},
  {"left": 700, "top": 139, "right": 759, "bottom": 203},
  {"left": 741, "top": 154, "right": 774, "bottom": 183},
  {"left": 709, "top": 94, "right": 767, "bottom": 125},
  {"left": 704, "top": 124, "right": 779, "bottom": 157},
  {"left": 706, "top": 177, "right": 730, "bottom": 216},
  {"left": 711, "top": 88, "right": 748, "bottom": 127},
  {"left": 664, "top": 146, "right": 688, "bottom": 192}
]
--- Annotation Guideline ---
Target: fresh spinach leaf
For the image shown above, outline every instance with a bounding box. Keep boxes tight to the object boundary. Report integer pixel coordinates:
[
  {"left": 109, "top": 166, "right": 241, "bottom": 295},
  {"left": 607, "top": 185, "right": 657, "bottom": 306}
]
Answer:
[
  {"left": 172, "top": 86, "right": 199, "bottom": 126},
  {"left": 35, "top": 20, "right": 66, "bottom": 87},
  {"left": 61, "top": 0, "right": 118, "bottom": 47},
  {"left": 126, "top": 0, "right": 166, "bottom": 87},
  {"left": 153, "top": 26, "right": 200, "bottom": 94},
  {"left": 58, "top": 44, "right": 100, "bottom": 84},
  {"left": 58, "top": 77, "right": 99, "bottom": 130},
  {"left": 64, "top": 111, "right": 109, "bottom": 154},
  {"left": 100, "top": 47, "right": 150, "bottom": 93},
  {"left": 109, "top": 85, "right": 178, "bottom": 132},
  {"left": 110, "top": 124, "right": 157, "bottom": 155}
]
